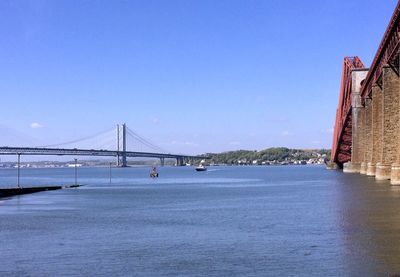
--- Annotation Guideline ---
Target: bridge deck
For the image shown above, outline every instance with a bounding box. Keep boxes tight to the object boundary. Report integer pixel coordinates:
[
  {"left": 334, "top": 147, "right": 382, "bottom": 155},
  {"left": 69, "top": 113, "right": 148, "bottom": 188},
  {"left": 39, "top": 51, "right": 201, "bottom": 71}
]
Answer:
[{"left": 0, "top": 147, "right": 206, "bottom": 160}]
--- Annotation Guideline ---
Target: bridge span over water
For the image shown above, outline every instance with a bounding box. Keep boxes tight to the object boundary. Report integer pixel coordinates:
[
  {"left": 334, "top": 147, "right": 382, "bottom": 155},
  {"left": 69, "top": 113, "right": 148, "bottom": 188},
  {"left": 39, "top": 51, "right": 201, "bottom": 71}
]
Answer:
[
  {"left": 331, "top": 2, "right": 400, "bottom": 184},
  {"left": 0, "top": 124, "right": 207, "bottom": 167}
]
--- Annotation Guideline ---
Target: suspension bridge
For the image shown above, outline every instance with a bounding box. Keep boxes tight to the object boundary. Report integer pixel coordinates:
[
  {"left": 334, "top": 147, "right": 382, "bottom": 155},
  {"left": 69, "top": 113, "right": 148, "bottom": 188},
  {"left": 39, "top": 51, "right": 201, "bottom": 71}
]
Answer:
[{"left": 0, "top": 124, "right": 207, "bottom": 167}]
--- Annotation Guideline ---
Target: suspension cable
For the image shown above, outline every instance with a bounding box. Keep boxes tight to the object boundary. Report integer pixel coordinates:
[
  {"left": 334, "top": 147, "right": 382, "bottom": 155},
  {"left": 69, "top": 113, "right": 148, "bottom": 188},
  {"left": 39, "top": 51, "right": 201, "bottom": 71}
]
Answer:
[
  {"left": 37, "top": 127, "right": 115, "bottom": 148},
  {"left": 126, "top": 127, "right": 168, "bottom": 153}
]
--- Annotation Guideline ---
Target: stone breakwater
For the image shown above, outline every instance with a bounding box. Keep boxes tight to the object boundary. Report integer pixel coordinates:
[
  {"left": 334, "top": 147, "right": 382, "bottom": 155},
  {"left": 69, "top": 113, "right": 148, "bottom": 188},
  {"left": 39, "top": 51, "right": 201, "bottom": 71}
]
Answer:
[{"left": 0, "top": 186, "right": 62, "bottom": 198}]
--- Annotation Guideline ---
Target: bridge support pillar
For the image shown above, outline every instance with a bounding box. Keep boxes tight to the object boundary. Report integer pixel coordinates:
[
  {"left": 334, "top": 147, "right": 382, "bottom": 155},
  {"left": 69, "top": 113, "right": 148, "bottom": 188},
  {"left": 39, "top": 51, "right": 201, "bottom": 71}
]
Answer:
[
  {"left": 176, "top": 157, "right": 184, "bottom": 166},
  {"left": 116, "top": 123, "right": 128, "bottom": 167},
  {"left": 391, "top": 162, "right": 400, "bottom": 185},
  {"left": 376, "top": 66, "right": 399, "bottom": 180},
  {"left": 390, "top": 62, "right": 400, "bottom": 185},
  {"left": 121, "top": 124, "right": 127, "bottom": 167},
  {"left": 360, "top": 101, "right": 368, "bottom": 175},
  {"left": 378, "top": 163, "right": 393, "bottom": 181},
  {"left": 344, "top": 70, "right": 368, "bottom": 173},
  {"left": 370, "top": 85, "right": 383, "bottom": 179},
  {"left": 360, "top": 103, "right": 367, "bottom": 176},
  {"left": 343, "top": 162, "right": 359, "bottom": 173},
  {"left": 358, "top": 104, "right": 367, "bottom": 174},
  {"left": 160, "top": 157, "right": 165, "bottom": 167},
  {"left": 360, "top": 162, "right": 367, "bottom": 174},
  {"left": 121, "top": 155, "right": 127, "bottom": 167},
  {"left": 364, "top": 98, "right": 375, "bottom": 176}
]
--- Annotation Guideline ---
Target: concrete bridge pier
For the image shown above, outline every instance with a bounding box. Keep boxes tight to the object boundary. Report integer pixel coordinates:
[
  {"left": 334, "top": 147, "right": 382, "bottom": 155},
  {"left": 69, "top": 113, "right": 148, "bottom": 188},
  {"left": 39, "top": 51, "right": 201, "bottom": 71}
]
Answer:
[
  {"left": 376, "top": 66, "right": 399, "bottom": 180},
  {"left": 160, "top": 157, "right": 165, "bottom": 167},
  {"left": 116, "top": 153, "right": 120, "bottom": 167},
  {"left": 176, "top": 157, "right": 184, "bottom": 166}
]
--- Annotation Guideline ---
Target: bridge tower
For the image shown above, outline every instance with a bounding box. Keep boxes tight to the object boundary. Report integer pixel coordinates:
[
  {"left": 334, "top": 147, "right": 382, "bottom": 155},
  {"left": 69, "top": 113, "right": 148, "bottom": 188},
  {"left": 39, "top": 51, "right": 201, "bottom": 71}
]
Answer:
[{"left": 116, "top": 123, "right": 128, "bottom": 167}]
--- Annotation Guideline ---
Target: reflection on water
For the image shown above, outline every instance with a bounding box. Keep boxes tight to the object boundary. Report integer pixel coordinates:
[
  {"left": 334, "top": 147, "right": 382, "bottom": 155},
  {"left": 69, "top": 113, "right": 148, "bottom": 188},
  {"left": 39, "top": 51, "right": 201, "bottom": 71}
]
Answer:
[
  {"left": 0, "top": 166, "right": 400, "bottom": 276},
  {"left": 333, "top": 173, "right": 400, "bottom": 276}
]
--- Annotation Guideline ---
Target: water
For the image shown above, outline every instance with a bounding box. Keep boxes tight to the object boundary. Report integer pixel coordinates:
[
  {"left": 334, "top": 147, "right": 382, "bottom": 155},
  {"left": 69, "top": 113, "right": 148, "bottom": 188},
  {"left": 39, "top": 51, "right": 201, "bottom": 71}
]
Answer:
[{"left": 1, "top": 165, "right": 400, "bottom": 276}]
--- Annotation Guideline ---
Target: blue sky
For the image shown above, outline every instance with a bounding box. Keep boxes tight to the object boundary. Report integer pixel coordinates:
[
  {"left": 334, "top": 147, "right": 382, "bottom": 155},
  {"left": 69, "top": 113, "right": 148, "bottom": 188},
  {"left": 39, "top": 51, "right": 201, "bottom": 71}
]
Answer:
[{"left": 0, "top": 0, "right": 398, "bottom": 154}]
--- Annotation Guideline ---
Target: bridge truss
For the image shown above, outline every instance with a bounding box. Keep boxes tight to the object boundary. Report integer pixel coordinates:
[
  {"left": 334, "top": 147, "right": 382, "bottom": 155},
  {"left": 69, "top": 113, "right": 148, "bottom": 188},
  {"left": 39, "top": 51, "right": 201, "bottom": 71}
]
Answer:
[
  {"left": 332, "top": 57, "right": 365, "bottom": 165},
  {"left": 332, "top": 1, "right": 400, "bottom": 166}
]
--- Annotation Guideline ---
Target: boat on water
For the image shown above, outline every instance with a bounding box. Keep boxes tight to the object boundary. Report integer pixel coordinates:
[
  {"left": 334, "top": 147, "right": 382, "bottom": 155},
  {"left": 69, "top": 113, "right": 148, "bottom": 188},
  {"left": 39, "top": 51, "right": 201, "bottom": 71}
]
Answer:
[
  {"left": 150, "top": 167, "right": 159, "bottom": 178},
  {"left": 195, "top": 164, "right": 207, "bottom": 171}
]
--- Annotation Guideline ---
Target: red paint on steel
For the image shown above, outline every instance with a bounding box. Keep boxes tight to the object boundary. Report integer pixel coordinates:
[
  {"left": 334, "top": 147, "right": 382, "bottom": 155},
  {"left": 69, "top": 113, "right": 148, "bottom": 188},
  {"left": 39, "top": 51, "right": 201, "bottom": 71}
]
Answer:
[
  {"left": 332, "top": 1, "right": 400, "bottom": 166},
  {"left": 360, "top": 1, "right": 400, "bottom": 98},
  {"left": 331, "top": 57, "right": 364, "bottom": 165}
]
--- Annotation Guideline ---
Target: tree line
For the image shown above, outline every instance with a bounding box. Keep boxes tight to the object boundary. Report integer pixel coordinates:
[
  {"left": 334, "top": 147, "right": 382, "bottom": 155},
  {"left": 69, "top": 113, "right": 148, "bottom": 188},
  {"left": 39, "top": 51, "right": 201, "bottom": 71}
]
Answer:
[{"left": 207, "top": 147, "right": 331, "bottom": 164}]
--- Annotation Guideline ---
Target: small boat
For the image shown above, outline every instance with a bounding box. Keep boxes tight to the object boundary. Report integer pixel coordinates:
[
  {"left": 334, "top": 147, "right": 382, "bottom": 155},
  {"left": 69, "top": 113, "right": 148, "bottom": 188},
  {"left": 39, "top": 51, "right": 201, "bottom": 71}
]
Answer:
[
  {"left": 195, "top": 165, "right": 207, "bottom": 171},
  {"left": 150, "top": 167, "right": 159, "bottom": 178},
  {"left": 150, "top": 172, "right": 159, "bottom": 178}
]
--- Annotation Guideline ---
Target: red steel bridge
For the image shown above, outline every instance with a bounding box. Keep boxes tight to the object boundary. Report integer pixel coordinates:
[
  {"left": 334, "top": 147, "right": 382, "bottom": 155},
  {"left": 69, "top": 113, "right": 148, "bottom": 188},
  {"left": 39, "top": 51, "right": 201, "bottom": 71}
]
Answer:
[{"left": 332, "top": 1, "right": 400, "bottom": 167}]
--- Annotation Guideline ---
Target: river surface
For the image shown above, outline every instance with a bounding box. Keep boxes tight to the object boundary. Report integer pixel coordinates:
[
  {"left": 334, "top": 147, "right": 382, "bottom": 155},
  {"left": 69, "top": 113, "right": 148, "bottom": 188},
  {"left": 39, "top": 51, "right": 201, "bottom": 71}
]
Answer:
[{"left": 1, "top": 165, "right": 400, "bottom": 276}]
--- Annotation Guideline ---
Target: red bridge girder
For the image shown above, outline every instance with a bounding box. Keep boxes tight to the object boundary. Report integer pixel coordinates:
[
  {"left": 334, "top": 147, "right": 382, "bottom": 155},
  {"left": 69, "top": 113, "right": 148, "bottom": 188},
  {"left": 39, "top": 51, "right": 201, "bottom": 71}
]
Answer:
[
  {"left": 332, "top": 1, "right": 400, "bottom": 167},
  {"left": 361, "top": 1, "right": 400, "bottom": 99},
  {"left": 332, "top": 57, "right": 365, "bottom": 166}
]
